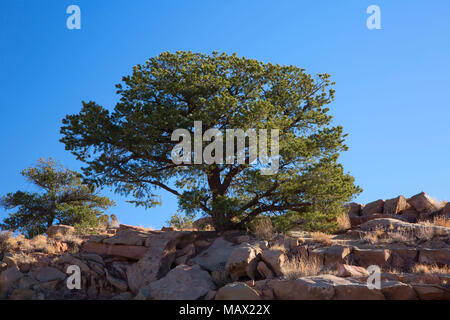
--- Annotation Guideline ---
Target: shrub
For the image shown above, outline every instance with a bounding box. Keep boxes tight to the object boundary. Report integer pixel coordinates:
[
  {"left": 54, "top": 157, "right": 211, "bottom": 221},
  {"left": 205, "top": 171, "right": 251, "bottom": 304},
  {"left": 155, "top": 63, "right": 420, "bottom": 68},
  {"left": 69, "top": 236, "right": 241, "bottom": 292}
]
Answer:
[{"left": 167, "top": 213, "right": 194, "bottom": 230}]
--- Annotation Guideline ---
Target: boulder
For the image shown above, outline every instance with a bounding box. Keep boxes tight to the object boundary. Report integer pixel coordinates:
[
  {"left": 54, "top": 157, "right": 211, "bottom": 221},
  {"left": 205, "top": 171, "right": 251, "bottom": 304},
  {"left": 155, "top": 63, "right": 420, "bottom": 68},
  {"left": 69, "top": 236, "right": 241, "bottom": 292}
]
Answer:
[
  {"left": 407, "top": 192, "right": 437, "bottom": 214},
  {"left": 346, "top": 203, "right": 364, "bottom": 217},
  {"left": 390, "top": 248, "right": 419, "bottom": 269},
  {"left": 0, "top": 266, "right": 23, "bottom": 298},
  {"left": 215, "top": 282, "right": 261, "bottom": 300},
  {"left": 362, "top": 200, "right": 385, "bottom": 216},
  {"left": 82, "top": 242, "right": 147, "bottom": 260},
  {"left": 10, "top": 288, "right": 37, "bottom": 300},
  {"left": 31, "top": 266, "right": 66, "bottom": 282},
  {"left": 257, "top": 261, "right": 274, "bottom": 279},
  {"left": 106, "top": 270, "right": 128, "bottom": 292},
  {"left": 353, "top": 248, "right": 391, "bottom": 268},
  {"left": 401, "top": 273, "right": 441, "bottom": 285},
  {"left": 384, "top": 196, "right": 410, "bottom": 215},
  {"left": 337, "top": 264, "right": 369, "bottom": 278},
  {"left": 399, "top": 208, "right": 420, "bottom": 222},
  {"left": 103, "top": 229, "right": 150, "bottom": 246},
  {"left": 359, "top": 218, "right": 450, "bottom": 238},
  {"left": 331, "top": 276, "right": 385, "bottom": 300},
  {"left": 46, "top": 225, "right": 75, "bottom": 238},
  {"left": 412, "top": 284, "right": 450, "bottom": 300},
  {"left": 138, "top": 264, "right": 215, "bottom": 300},
  {"left": 191, "top": 237, "right": 235, "bottom": 272},
  {"left": 126, "top": 233, "right": 176, "bottom": 294},
  {"left": 260, "top": 249, "right": 287, "bottom": 277},
  {"left": 442, "top": 202, "right": 450, "bottom": 217},
  {"left": 270, "top": 276, "right": 336, "bottom": 300},
  {"left": 309, "top": 245, "right": 351, "bottom": 267},
  {"left": 380, "top": 281, "right": 417, "bottom": 300},
  {"left": 175, "top": 243, "right": 196, "bottom": 265},
  {"left": 418, "top": 248, "right": 450, "bottom": 266},
  {"left": 225, "top": 243, "right": 262, "bottom": 281}
]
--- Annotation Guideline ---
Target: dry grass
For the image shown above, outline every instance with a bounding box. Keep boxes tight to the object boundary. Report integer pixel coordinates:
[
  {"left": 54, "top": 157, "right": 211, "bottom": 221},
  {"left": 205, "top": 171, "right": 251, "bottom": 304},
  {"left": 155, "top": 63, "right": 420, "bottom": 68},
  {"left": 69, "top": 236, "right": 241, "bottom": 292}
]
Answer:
[
  {"left": 311, "top": 232, "right": 332, "bottom": 245},
  {"left": 432, "top": 215, "right": 450, "bottom": 228},
  {"left": 281, "top": 255, "right": 323, "bottom": 280},
  {"left": 0, "top": 232, "right": 83, "bottom": 254},
  {"left": 269, "top": 243, "right": 287, "bottom": 252},
  {"left": 412, "top": 264, "right": 450, "bottom": 275},
  {"left": 252, "top": 217, "right": 275, "bottom": 241},
  {"left": 336, "top": 212, "right": 351, "bottom": 231}
]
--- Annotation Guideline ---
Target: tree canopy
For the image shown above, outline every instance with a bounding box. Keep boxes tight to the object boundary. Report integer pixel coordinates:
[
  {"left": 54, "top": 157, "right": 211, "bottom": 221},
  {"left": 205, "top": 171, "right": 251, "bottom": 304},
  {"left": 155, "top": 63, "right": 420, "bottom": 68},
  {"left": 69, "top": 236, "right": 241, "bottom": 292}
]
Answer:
[
  {"left": 60, "top": 51, "right": 361, "bottom": 231},
  {"left": 0, "top": 158, "right": 115, "bottom": 237}
]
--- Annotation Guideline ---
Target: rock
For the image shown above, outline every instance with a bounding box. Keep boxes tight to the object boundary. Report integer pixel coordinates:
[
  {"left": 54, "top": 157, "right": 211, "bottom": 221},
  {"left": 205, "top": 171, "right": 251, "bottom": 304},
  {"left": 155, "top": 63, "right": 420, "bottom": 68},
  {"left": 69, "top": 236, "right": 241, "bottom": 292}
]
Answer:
[
  {"left": 390, "top": 248, "right": 419, "bottom": 269},
  {"left": 384, "top": 196, "right": 410, "bottom": 215},
  {"left": 126, "top": 232, "right": 176, "bottom": 293},
  {"left": 412, "top": 284, "right": 450, "bottom": 300},
  {"left": 362, "top": 200, "right": 385, "bottom": 216},
  {"left": 40, "top": 279, "right": 61, "bottom": 291},
  {"left": 0, "top": 266, "right": 23, "bottom": 298},
  {"left": 257, "top": 261, "right": 274, "bottom": 279},
  {"left": 145, "top": 231, "right": 196, "bottom": 250},
  {"left": 139, "top": 264, "right": 215, "bottom": 300},
  {"left": 103, "top": 229, "right": 150, "bottom": 246},
  {"left": 193, "top": 217, "right": 214, "bottom": 230},
  {"left": 399, "top": 208, "right": 420, "bottom": 222},
  {"left": 31, "top": 266, "right": 66, "bottom": 282},
  {"left": 337, "top": 264, "right": 369, "bottom": 277},
  {"left": 118, "top": 224, "right": 152, "bottom": 232},
  {"left": 10, "top": 288, "right": 37, "bottom": 300},
  {"left": 442, "top": 202, "right": 450, "bottom": 217},
  {"left": 216, "top": 282, "right": 261, "bottom": 300},
  {"left": 270, "top": 276, "right": 336, "bottom": 300},
  {"left": 331, "top": 276, "right": 385, "bottom": 300},
  {"left": 82, "top": 242, "right": 148, "bottom": 260},
  {"left": 270, "top": 235, "right": 299, "bottom": 251},
  {"left": 46, "top": 225, "right": 75, "bottom": 238},
  {"left": 401, "top": 273, "right": 441, "bottom": 285},
  {"left": 380, "top": 281, "right": 417, "bottom": 300},
  {"left": 191, "top": 237, "right": 235, "bottom": 272},
  {"left": 260, "top": 249, "right": 287, "bottom": 277},
  {"left": 310, "top": 245, "right": 351, "bottom": 267},
  {"left": 106, "top": 270, "right": 128, "bottom": 292},
  {"left": 225, "top": 243, "right": 261, "bottom": 281},
  {"left": 204, "top": 290, "right": 217, "bottom": 300},
  {"left": 350, "top": 214, "right": 411, "bottom": 228},
  {"left": 211, "top": 270, "right": 232, "bottom": 287},
  {"left": 77, "top": 253, "right": 105, "bottom": 265},
  {"left": 175, "top": 243, "right": 196, "bottom": 265},
  {"left": 359, "top": 218, "right": 450, "bottom": 238},
  {"left": 418, "top": 248, "right": 450, "bottom": 266},
  {"left": 353, "top": 248, "right": 391, "bottom": 268},
  {"left": 56, "top": 255, "right": 91, "bottom": 273},
  {"left": 346, "top": 203, "right": 364, "bottom": 217},
  {"left": 407, "top": 192, "right": 437, "bottom": 214}
]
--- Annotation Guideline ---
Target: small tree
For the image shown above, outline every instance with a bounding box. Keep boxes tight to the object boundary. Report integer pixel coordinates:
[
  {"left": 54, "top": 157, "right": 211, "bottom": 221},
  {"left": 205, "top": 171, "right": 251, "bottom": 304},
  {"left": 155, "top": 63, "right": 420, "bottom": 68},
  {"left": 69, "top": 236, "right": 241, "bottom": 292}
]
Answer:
[
  {"left": 60, "top": 51, "right": 361, "bottom": 231},
  {"left": 167, "top": 213, "right": 194, "bottom": 230},
  {"left": 0, "top": 158, "right": 115, "bottom": 238}
]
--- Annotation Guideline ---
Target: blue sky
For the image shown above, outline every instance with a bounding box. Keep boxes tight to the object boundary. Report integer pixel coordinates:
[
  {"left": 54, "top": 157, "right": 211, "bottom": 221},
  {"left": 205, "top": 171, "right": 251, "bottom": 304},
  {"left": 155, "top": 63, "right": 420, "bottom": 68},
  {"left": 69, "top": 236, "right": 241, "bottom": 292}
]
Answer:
[{"left": 1, "top": 0, "right": 449, "bottom": 229}]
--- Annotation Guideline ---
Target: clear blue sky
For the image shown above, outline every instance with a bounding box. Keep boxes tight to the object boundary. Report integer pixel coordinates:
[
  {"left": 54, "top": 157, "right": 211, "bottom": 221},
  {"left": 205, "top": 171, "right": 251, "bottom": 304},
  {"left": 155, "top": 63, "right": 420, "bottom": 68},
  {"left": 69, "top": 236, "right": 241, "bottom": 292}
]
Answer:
[{"left": 1, "top": 0, "right": 449, "bottom": 229}]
